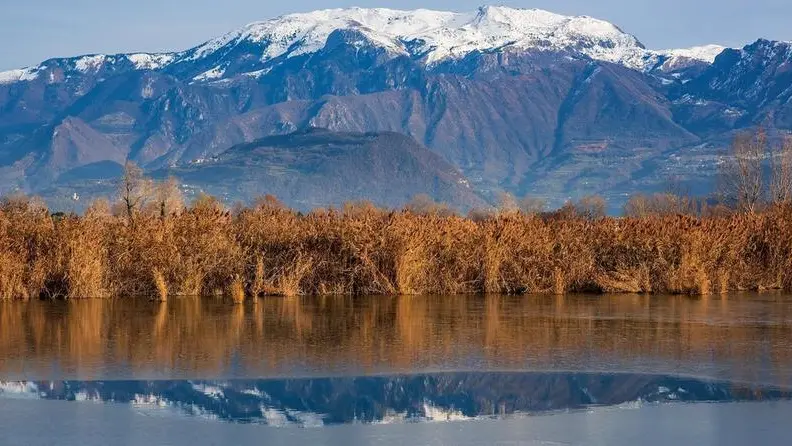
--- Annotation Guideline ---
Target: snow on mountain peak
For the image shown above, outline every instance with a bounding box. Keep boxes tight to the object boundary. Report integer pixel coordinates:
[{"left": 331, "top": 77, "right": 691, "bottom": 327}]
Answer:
[
  {"left": 0, "top": 52, "right": 179, "bottom": 85},
  {"left": 188, "top": 6, "right": 654, "bottom": 69},
  {"left": 188, "top": 8, "right": 464, "bottom": 62},
  {"left": 661, "top": 45, "right": 726, "bottom": 63},
  {"left": 0, "top": 6, "right": 734, "bottom": 86},
  {"left": 70, "top": 53, "right": 176, "bottom": 71},
  {"left": 0, "top": 67, "right": 40, "bottom": 85},
  {"left": 127, "top": 53, "right": 177, "bottom": 70},
  {"left": 654, "top": 44, "right": 727, "bottom": 72},
  {"left": 74, "top": 55, "right": 108, "bottom": 72}
]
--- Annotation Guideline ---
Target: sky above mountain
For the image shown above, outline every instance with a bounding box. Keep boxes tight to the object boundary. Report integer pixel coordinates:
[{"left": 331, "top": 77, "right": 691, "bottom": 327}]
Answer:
[{"left": 1, "top": 0, "right": 789, "bottom": 71}]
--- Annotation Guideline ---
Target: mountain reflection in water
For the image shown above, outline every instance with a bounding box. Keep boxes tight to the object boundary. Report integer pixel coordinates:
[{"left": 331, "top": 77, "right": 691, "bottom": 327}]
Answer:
[
  {"left": 1, "top": 294, "right": 791, "bottom": 385},
  {"left": 1, "top": 373, "right": 789, "bottom": 426}
]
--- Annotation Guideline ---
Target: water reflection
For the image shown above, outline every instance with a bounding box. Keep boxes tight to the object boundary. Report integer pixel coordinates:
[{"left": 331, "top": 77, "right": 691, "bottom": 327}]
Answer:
[
  {"left": 1, "top": 294, "right": 792, "bottom": 384},
  {"left": 2, "top": 372, "right": 789, "bottom": 425}
]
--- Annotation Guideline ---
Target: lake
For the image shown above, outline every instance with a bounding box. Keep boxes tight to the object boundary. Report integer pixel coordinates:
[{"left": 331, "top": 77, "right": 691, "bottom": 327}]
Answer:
[{"left": 1, "top": 293, "right": 792, "bottom": 444}]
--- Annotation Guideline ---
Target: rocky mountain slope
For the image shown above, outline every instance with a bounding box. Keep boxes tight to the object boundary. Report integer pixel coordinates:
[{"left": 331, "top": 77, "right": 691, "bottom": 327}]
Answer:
[
  {"left": 0, "top": 6, "right": 788, "bottom": 209},
  {"left": 160, "top": 128, "right": 485, "bottom": 210}
]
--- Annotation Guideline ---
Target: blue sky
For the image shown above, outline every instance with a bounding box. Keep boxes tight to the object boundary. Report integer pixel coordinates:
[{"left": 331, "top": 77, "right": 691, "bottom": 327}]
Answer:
[{"left": 2, "top": 0, "right": 790, "bottom": 70}]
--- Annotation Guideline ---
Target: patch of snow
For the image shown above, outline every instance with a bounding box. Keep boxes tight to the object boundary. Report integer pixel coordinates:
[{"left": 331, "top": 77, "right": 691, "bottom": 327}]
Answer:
[
  {"left": 126, "top": 53, "right": 176, "bottom": 70},
  {"left": 614, "top": 398, "right": 645, "bottom": 410},
  {"left": 656, "top": 44, "right": 727, "bottom": 71},
  {"left": 675, "top": 94, "right": 710, "bottom": 106},
  {"left": 724, "top": 107, "right": 745, "bottom": 117},
  {"left": 141, "top": 77, "right": 155, "bottom": 98},
  {"left": 73, "top": 390, "right": 100, "bottom": 402},
  {"left": 133, "top": 393, "right": 170, "bottom": 407},
  {"left": 241, "top": 388, "right": 268, "bottom": 398},
  {"left": 0, "top": 381, "right": 40, "bottom": 399},
  {"left": 376, "top": 410, "right": 410, "bottom": 425},
  {"left": 261, "top": 407, "right": 290, "bottom": 427},
  {"left": 193, "top": 66, "right": 226, "bottom": 82},
  {"left": 660, "top": 44, "right": 726, "bottom": 63},
  {"left": 190, "top": 382, "right": 225, "bottom": 399},
  {"left": 74, "top": 55, "right": 108, "bottom": 72},
  {"left": 422, "top": 402, "right": 471, "bottom": 422},
  {"left": 242, "top": 68, "right": 272, "bottom": 78},
  {"left": 0, "top": 67, "right": 40, "bottom": 84},
  {"left": 130, "top": 395, "right": 186, "bottom": 419},
  {"left": 582, "top": 66, "right": 602, "bottom": 85}
]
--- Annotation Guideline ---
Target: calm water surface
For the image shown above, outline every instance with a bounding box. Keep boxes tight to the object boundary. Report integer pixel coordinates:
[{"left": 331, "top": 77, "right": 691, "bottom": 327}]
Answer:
[
  {"left": 2, "top": 293, "right": 792, "bottom": 383},
  {"left": 1, "top": 294, "right": 792, "bottom": 444}
]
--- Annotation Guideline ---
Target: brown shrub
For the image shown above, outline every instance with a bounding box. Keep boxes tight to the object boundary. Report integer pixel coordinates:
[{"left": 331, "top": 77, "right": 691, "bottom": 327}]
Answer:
[{"left": 2, "top": 195, "right": 792, "bottom": 300}]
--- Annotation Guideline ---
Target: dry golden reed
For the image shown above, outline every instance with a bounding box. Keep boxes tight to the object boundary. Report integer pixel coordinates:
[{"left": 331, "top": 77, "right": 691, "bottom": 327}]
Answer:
[
  {"left": 229, "top": 275, "right": 246, "bottom": 304},
  {"left": 2, "top": 195, "right": 792, "bottom": 300}
]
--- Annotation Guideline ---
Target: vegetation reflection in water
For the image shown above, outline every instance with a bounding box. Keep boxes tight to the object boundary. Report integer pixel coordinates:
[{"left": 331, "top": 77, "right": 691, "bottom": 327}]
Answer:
[{"left": 1, "top": 294, "right": 792, "bottom": 386}]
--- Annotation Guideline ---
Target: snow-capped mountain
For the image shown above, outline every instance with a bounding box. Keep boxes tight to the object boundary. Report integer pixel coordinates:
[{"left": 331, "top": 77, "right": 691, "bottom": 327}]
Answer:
[
  {"left": 656, "top": 44, "right": 727, "bottom": 72},
  {"left": 184, "top": 6, "right": 657, "bottom": 72},
  {"left": 0, "top": 6, "right": 787, "bottom": 210},
  {"left": 0, "top": 6, "right": 725, "bottom": 86},
  {"left": 0, "top": 53, "right": 174, "bottom": 85},
  {"left": 662, "top": 45, "right": 726, "bottom": 64}
]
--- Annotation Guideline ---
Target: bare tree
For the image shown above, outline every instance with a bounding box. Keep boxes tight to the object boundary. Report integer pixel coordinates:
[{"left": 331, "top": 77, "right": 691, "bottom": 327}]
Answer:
[
  {"left": 770, "top": 135, "right": 792, "bottom": 206},
  {"left": 152, "top": 177, "right": 184, "bottom": 219},
  {"left": 665, "top": 177, "right": 697, "bottom": 215},
  {"left": 575, "top": 195, "right": 607, "bottom": 220},
  {"left": 119, "top": 161, "right": 152, "bottom": 224},
  {"left": 720, "top": 129, "right": 767, "bottom": 213},
  {"left": 254, "top": 194, "right": 286, "bottom": 211},
  {"left": 495, "top": 192, "right": 546, "bottom": 216},
  {"left": 0, "top": 192, "right": 48, "bottom": 216},
  {"left": 191, "top": 192, "right": 225, "bottom": 213},
  {"left": 624, "top": 192, "right": 694, "bottom": 217},
  {"left": 624, "top": 193, "right": 651, "bottom": 218}
]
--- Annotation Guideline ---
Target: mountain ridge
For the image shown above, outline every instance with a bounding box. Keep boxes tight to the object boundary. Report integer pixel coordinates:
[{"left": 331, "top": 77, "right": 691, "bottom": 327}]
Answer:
[
  {"left": 0, "top": 6, "right": 728, "bottom": 84},
  {"left": 45, "top": 128, "right": 487, "bottom": 211},
  {"left": 0, "top": 6, "right": 789, "bottom": 211}
]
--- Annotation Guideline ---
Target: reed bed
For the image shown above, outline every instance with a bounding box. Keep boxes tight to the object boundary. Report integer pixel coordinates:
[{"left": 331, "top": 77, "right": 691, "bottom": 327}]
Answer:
[{"left": 1, "top": 197, "right": 792, "bottom": 300}]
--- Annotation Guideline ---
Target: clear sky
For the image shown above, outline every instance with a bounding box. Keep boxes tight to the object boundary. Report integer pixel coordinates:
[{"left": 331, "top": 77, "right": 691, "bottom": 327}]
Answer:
[{"left": 2, "top": 0, "right": 790, "bottom": 71}]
